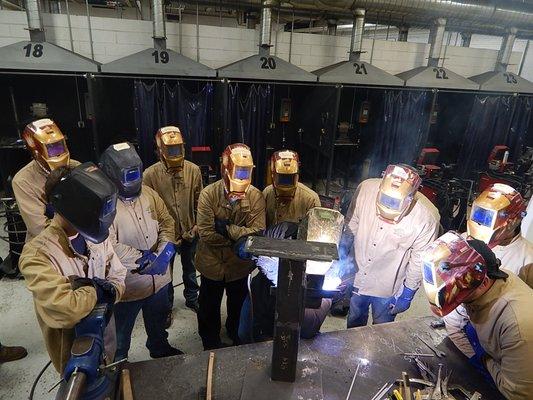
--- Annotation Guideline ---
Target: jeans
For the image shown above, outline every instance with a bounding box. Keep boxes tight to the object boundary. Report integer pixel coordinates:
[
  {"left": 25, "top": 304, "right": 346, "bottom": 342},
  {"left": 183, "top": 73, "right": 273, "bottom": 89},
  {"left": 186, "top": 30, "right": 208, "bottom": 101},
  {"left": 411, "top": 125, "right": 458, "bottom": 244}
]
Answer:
[
  {"left": 197, "top": 275, "right": 248, "bottom": 350},
  {"left": 167, "top": 239, "right": 199, "bottom": 309},
  {"left": 238, "top": 295, "right": 253, "bottom": 344},
  {"left": 114, "top": 284, "right": 172, "bottom": 360},
  {"left": 347, "top": 292, "right": 396, "bottom": 328}
]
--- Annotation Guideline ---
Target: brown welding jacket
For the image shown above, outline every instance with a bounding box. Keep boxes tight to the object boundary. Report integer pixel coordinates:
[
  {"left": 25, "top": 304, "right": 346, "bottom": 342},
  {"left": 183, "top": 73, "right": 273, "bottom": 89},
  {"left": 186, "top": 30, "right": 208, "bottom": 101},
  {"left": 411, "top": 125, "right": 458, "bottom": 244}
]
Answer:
[
  {"left": 12, "top": 159, "right": 81, "bottom": 242},
  {"left": 143, "top": 160, "right": 203, "bottom": 242},
  {"left": 19, "top": 220, "right": 126, "bottom": 373},
  {"left": 195, "top": 179, "right": 266, "bottom": 282},
  {"left": 263, "top": 182, "right": 321, "bottom": 226}
]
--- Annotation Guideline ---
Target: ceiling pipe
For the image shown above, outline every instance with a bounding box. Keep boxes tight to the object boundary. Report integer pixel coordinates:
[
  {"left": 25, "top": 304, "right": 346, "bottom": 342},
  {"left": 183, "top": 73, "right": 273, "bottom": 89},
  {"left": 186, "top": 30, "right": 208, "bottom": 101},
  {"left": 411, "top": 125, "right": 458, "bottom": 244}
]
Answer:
[
  {"left": 460, "top": 32, "right": 472, "bottom": 47},
  {"left": 259, "top": 0, "right": 278, "bottom": 55},
  {"left": 398, "top": 24, "right": 409, "bottom": 42},
  {"left": 496, "top": 27, "right": 518, "bottom": 72},
  {"left": 25, "top": 0, "right": 45, "bottom": 42},
  {"left": 428, "top": 18, "right": 446, "bottom": 67},
  {"left": 152, "top": 0, "right": 167, "bottom": 49},
  {"left": 349, "top": 9, "right": 365, "bottom": 61}
]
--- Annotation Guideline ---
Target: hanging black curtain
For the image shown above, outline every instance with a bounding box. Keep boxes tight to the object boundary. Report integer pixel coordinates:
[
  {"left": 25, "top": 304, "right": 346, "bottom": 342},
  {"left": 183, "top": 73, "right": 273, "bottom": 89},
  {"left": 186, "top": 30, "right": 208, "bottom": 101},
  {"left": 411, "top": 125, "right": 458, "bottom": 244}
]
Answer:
[
  {"left": 507, "top": 96, "right": 532, "bottom": 162},
  {"left": 133, "top": 80, "right": 160, "bottom": 166},
  {"left": 226, "top": 83, "right": 272, "bottom": 189},
  {"left": 177, "top": 83, "right": 214, "bottom": 149},
  {"left": 369, "top": 90, "right": 431, "bottom": 177}
]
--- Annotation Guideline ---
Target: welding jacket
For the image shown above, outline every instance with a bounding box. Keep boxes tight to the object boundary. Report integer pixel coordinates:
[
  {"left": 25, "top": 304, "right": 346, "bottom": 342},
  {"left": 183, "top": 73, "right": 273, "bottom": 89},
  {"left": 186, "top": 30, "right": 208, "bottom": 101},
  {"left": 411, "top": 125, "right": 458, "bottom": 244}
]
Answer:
[
  {"left": 444, "top": 234, "right": 533, "bottom": 359},
  {"left": 12, "top": 159, "right": 81, "bottom": 242},
  {"left": 464, "top": 272, "right": 533, "bottom": 399},
  {"left": 345, "top": 178, "right": 440, "bottom": 298},
  {"left": 263, "top": 182, "right": 321, "bottom": 227},
  {"left": 143, "top": 160, "right": 203, "bottom": 242},
  {"left": 108, "top": 185, "right": 175, "bottom": 302},
  {"left": 195, "top": 179, "right": 266, "bottom": 282},
  {"left": 19, "top": 219, "right": 126, "bottom": 373}
]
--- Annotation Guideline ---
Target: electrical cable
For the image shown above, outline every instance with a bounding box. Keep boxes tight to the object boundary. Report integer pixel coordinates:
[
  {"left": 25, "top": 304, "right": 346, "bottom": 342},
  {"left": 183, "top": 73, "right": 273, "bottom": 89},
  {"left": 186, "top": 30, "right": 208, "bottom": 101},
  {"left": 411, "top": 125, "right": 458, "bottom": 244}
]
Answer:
[
  {"left": 29, "top": 359, "right": 52, "bottom": 400},
  {"left": 173, "top": 273, "right": 201, "bottom": 288}
]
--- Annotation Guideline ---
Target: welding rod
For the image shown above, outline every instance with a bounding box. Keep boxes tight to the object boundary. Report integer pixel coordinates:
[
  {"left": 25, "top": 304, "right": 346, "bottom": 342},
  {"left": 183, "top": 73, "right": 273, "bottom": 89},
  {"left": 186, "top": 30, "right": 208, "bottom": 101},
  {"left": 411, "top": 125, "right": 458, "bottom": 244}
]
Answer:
[{"left": 345, "top": 362, "right": 361, "bottom": 400}]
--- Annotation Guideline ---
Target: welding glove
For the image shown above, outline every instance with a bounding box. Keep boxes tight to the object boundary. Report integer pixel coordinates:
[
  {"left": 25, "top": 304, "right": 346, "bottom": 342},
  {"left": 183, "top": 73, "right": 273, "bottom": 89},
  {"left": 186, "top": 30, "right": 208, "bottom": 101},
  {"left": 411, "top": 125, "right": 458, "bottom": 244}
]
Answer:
[
  {"left": 234, "top": 236, "right": 252, "bottom": 260},
  {"left": 464, "top": 322, "right": 496, "bottom": 385},
  {"left": 92, "top": 277, "right": 117, "bottom": 306},
  {"left": 135, "top": 242, "right": 176, "bottom": 276},
  {"left": 44, "top": 203, "right": 55, "bottom": 219},
  {"left": 215, "top": 218, "right": 230, "bottom": 238},
  {"left": 389, "top": 285, "right": 416, "bottom": 315},
  {"left": 135, "top": 250, "right": 157, "bottom": 271}
]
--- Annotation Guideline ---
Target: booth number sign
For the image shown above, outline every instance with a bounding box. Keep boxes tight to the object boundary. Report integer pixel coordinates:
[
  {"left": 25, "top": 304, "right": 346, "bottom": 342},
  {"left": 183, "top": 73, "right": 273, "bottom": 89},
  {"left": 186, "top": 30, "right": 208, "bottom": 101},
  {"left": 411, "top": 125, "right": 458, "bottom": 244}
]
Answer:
[
  {"left": 23, "top": 43, "right": 44, "bottom": 58},
  {"left": 152, "top": 50, "right": 170, "bottom": 64}
]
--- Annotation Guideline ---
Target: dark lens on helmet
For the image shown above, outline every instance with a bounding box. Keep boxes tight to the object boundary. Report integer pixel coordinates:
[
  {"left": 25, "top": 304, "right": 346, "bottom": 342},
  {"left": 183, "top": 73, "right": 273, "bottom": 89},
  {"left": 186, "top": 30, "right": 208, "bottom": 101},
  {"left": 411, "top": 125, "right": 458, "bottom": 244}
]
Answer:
[
  {"left": 234, "top": 167, "right": 251, "bottom": 180},
  {"left": 379, "top": 193, "right": 401, "bottom": 210},
  {"left": 277, "top": 174, "right": 296, "bottom": 186},
  {"left": 167, "top": 145, "right": 182, "bottom": 157},
  {"left": 123, "top": 167, "right": 141, "bottom": 183},
  {"left": 471, "top": 206, "right": 496, "bottom": 227},
  {"left": 46, "top": 141, "right": 66, "bottom": 157},
  {"left": 423, "top": 262, "right": 435, "bottom": 285},
  {"left": 102, "top": 196, "right": 116, "bottom": 217}
]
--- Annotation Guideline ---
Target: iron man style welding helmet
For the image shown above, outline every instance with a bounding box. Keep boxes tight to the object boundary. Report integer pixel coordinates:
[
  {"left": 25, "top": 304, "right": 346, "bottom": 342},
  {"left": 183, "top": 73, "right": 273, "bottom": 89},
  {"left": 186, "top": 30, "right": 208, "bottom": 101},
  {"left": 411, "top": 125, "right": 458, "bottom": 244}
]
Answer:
[
  {"left": 221, "top": 143, "right": 254, "bottom": 201},
  {"left": 376, "top": 164, "right": 422, "bottom": 223},
  {"left": 22, "top": 119, "right": 70, "bottom": 172},
  {"left": 467, "top": 183, "right": 526, "bottom": 246},
  {"left": 421, "top": 232, "right": 487, "bottom": 317},
  {"left": 155, "top": 126, "right": 185, "bottom": 172},
  {"left": 271, "top": 149, "right": 299, "bottom": 201}
]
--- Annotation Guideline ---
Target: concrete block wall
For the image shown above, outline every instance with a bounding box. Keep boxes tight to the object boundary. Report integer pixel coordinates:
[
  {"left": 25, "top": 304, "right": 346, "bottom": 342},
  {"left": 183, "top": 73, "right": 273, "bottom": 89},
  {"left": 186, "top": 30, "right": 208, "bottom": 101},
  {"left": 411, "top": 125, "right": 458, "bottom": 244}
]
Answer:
[{"left": 0, "top": 9, "right": 525, "bottom": 78}]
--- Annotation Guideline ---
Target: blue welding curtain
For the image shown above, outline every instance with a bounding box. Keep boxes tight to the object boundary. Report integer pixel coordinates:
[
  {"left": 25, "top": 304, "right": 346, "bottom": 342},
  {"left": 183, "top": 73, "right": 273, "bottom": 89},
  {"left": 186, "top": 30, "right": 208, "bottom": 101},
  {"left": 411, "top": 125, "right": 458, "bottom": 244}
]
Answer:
[
  {"left": 133, "top": 80, "right": 214, "bottom": 167},
  {"left": 456, "top": 95, "right": 532, "bottom": 178},
  {"left": 369, "top": 90, "right": 431, "bottom": 177},
  {"left": 225, "top": 83, "right": 272, "bottom": 189}
]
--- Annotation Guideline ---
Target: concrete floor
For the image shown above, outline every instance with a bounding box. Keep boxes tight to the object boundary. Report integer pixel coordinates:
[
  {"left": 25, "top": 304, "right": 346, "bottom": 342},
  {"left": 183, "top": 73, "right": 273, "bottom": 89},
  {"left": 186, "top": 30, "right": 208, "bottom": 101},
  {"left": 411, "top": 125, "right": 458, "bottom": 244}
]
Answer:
[{"left": 0, "top": 236, "right": 432, "bottom": 399}]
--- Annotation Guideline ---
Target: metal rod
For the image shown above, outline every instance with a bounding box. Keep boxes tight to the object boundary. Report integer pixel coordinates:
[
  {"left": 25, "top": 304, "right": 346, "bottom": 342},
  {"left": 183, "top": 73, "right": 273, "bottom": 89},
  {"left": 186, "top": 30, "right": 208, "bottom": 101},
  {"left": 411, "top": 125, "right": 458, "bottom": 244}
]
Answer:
[
  {"left": 519, "top": 39, "right": 530, "bottom": 76},
  {"left": 497, "top": 27, "right": 518, "bottom": 72},
  {"left": 9, "top": 86, "right": 21, "bottom": 138},
  {"left": 325, "top": 86, "right": 342, "bottom": 196},
  {"left": 289, "top": 11, "right": 294, "bottom": 63},
  {"left": 441, "top": 31, "right": 452, "bottom": 68},
  {"left": 274, "top": 7, "right": 279, "bottom": 56},
  {"left": 65, "top": 0, "right": 74, "bottom": 51},
  {"left": 428, "top": 18, "right": 447, "bottom": 67},
  {"left": 178, "top": 5, "right": 182, "bottom": 53},
  {"left": 196, "top": 2, "right": 200, "bottom": 62},
  {"left": 85, "top": 0, "right": 95, "bottom": 60},
  {"left": 369, "top": 13, "right": 379, "bottom": 64},
  {"left": 345, "top": 362, "right": 361, "bottom": 400}
]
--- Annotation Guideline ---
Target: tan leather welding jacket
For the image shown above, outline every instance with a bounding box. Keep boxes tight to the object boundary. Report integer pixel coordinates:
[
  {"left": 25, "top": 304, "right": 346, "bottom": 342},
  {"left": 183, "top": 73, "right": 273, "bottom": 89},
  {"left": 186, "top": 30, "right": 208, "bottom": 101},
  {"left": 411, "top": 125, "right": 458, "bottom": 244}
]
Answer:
[
  {"left": 195, "top": 179, "right": 266, "bottom": 282},
  {"left": 345, "top": 178, "right": 440, "bottom": 297},
  {"left": 465, "top": 272, "right": 533, "bottom": 399},
  {"left": 108, "top": 185, "right": 175, "bottom": 302},
  {"left": 12, "top": 159, "right": 81, "bottom": 242},
  {"left": 19, "top": 219, "right": 126, "bottom": 373},
  {"left": 143, "top": 160, "right": 203, "bottom": 242},
  {"left": 263, "top": 182, "right": 321, "bottom": 226}
]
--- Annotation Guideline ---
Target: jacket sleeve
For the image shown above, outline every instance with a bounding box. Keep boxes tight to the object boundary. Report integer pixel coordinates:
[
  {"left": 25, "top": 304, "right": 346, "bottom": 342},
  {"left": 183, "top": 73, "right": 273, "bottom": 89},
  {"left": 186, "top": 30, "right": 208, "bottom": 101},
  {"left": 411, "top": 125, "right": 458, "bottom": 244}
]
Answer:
[
  {"left": 518, "top": 263, "right": 533, "bottom": 289},
  {"left": 12, "top": 176, "right": 49, "bottom": 239},
  {"left": 147, "top": 187, "right": 175, "bottom": 249},
  {"left": 443, "top": 307, "right": 475, "bottom": 358},
  {"left": 311, "top": 192, "right": 321, "bottom": 209},
  {"left": 193, "top": 167, "right": 204, "bottom": 216},
  {"left": 227, "top": 191, "right": 266, "bottom": 241},
  {"left": 19, "top": 251, "right": 97, "bottom": 329},
  {"left": 107, "top": 223, "right": 143, "bottom": 268},
  {"left": 197, "top": 187, "right": 233, "bottom": 247},
  {"left": 104, "top": 243, "right": 127, "bottom": 302},
  {"left": 142, "top": 168, "right": 156, "bottom": 190},
  {"left": 344, "top": 183, "right": 362, "bottom": 239}
]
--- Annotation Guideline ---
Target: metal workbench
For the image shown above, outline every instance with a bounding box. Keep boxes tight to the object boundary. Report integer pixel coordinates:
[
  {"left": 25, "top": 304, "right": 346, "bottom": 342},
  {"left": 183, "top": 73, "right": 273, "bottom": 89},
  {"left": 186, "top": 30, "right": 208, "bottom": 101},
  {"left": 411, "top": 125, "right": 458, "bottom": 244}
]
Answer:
[{"left": 126, "top": 316, "right": 504, "bottom": 400}]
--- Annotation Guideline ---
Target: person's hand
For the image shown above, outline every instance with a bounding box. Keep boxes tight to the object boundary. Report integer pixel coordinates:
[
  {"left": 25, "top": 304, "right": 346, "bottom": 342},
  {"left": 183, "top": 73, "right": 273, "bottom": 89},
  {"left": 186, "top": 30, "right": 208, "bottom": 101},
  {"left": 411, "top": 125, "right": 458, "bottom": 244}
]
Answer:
[
  {"left": 191, "top": 225, "right": 199, "bottom": 238},
  {"left": 234, "top": 236, "right": 252, "bottom": 259},
  {"left": 135, "top": 242, "right": 176, "bottom": 276},
  {"left": 389, "top": 285, "right": 416, "bottom": 315},
  {"left": 44, "top": 203, "right": 55, "bottom": 219},
  {"left": 135, "top": 250, "right": 157, "bottom": 270},
  {"left": 464, "top": 322, "right": 495, "bottom": 385},
  {"left": 215, "top": 219, "right": 230, "bottom": 237},
  {"left": 92, "top": 277, "right": 117, "bottom": 308}
]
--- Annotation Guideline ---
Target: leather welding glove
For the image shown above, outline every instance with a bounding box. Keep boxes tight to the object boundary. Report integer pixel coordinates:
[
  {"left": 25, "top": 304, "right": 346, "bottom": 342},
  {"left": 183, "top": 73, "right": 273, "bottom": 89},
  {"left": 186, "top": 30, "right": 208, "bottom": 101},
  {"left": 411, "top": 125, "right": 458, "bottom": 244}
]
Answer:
[
  {"left": 215, "top": 218, "right": 230, "bottom": 237},
  {"left": 92, "top": 277, "right": 117, "bottom": 305},
  {"left": 135, "top": 250, "right": 157, "bottom": 271},
  {"left": 389, "top": 285, "right": 416, "bottom": 315},
  {"left": 135, "top": 241, "right": 176, "bottom": 276},
  {"left": 464, "top": 322, "right": 496, "bottom": 386}
]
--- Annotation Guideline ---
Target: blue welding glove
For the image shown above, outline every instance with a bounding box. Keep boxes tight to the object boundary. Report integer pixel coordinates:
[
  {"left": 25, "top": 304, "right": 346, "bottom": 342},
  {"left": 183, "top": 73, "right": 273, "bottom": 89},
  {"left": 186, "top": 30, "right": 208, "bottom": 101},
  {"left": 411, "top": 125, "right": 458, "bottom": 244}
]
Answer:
[
  {"left": 389, "top": 285, "right": 417, "bottom": 315},
  {"left": 234, "top": 236, "right": 252, "bottom": 259},
  {"left": 135, "top": 250, "right": 157, "bottom": 270},
  {"left": 215, "top": 219, "right": 230, "bottom": 237},
  {"left": 44, "top": 203, "right": 55, "bottom": 219},
  {"left": 136, "top": 242, "right": 175, "bottom": 276},
  {"left": 464, "top": 322, "right": 493, "bottom": 381},
  {"left": 91, "top": 277, "right": 116, "bottom": 323}
]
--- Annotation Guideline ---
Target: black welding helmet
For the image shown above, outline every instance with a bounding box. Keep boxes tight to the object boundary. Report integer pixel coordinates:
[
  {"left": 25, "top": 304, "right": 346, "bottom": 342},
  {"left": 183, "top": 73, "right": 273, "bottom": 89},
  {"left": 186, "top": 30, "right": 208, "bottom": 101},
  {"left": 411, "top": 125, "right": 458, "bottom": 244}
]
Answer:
[
  {"left": 50, "top": 162, "right": 118, "bottom": 243},
  {"left": 99, "top": 142, "right": 143, "bottom": 201}
]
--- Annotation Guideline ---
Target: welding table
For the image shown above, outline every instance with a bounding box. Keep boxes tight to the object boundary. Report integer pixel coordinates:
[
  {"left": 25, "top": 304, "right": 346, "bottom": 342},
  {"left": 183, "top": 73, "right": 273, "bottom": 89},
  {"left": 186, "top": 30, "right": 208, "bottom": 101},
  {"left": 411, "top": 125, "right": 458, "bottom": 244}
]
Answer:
[{"left": 125, "top": 316, "right": 504, "bottom": 400}]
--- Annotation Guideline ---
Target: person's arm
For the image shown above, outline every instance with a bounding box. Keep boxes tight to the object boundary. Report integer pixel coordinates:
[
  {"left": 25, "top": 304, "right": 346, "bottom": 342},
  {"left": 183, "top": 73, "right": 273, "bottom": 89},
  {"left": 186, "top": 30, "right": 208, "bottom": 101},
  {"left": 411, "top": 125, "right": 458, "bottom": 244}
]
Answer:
[
  {"left": 197, "top": 188, "right": 233, "bottom": 247},
  {"left": 311, "top": 191, "right": 321, "bottom": 209},
  {"left": 12, "top": 177, "right": 49, "bottom": 238},
  {"left": 142, "top": 168, "right": 156, "bottom": 191},
  {"left": 107, "top": 223, "right": 143, "bottom": 267},
  {"left": 301, "top": 299, "right": 332, "bottom": 339},
  {"left": 518, "top": 263, "right": 533, "bottom": 289},
  {"left": 226, "top": 191, "right": 266, "bottom": 241},
  {"left": 344, "top": 183, "right": 362, "bottom": 239},
  {"left": 103, "top": 242, "right": 127, "bottom": 302},
  {"left": 147, "top": 187, "right": 175, "bottom": 250},
  {"left": 186, "top": 167, "right": 204, "bottom": 239},
  {"left": 19, "top": 251, "right": 97, "bottom": 329},
  {"left": 443, "top": 307, "right": 475, "bottom": 358}
]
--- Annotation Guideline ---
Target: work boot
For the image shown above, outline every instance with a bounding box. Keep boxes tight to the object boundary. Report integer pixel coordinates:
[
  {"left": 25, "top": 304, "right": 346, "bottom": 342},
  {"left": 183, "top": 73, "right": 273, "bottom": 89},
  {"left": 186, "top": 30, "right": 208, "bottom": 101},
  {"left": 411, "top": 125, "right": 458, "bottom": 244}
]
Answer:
[
  {"left": 150, "top": 346, "right": 184, "bottom": 359},
  {"left": 0, "top": 345, "right": 28, "bottom": 363},
  {"left": 185, "top": 300, "right": 199, "bottom": 313},
  {"left": 164, "top": 311, "right": 173, "bottom": 329}
]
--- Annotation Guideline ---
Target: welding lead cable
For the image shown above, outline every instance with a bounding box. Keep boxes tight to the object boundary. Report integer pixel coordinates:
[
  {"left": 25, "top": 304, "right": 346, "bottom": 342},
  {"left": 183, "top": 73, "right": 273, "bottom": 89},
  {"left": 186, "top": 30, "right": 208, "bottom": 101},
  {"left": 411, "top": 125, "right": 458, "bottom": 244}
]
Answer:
[{"left": 29, "top": 360, "right": 52, "bottom": 400}]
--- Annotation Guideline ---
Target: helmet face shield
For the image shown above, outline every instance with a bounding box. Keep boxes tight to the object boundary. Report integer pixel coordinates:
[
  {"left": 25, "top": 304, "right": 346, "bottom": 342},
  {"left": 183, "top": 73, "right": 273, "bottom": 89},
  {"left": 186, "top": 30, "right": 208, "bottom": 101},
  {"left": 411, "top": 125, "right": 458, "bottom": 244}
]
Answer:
[
  {"left": 376, "top": 164, "right": 421, "bottom": 223},
  {"left": 123, "top": 166, "right": 141, "bottom": 183},
  {"left": 470, "top": 205, "right": 497, "bottom": 228},
  {"left": 271, "top": 150, "right": 299, "bottom": 201},
  {"left": 23, "top": 119, "right": 70, "bottom": 172},
  {"left": 46, "top": 140, "right": 67, "bottom": 158},
  {"left": 221, "top": 143, "right": 254, "bottom": 201},
  {"left": 234, "top": 166, "right": 252, "bottom": 180},
  {"left": 156, "top": 126, "right": 185, "bottom": 172}
]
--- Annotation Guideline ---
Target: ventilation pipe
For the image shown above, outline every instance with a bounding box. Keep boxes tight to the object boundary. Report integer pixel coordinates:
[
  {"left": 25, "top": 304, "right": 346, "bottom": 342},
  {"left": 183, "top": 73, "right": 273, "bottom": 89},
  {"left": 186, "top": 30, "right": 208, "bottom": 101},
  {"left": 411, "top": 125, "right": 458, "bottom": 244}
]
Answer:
[
  {"left": 25, "top": 0, "right": 45, "bottom": 42},
  {"left": 460, "top": 32, "right": 471, "bottom": 47},
  {"left": 260, "top": 0, "right": 278, "bottom": 55},
  {"left": 398, "top": 24, "right": 409, "bottom": 42},
  {"left": 428, "top": 18, "right": 446, "bottom": 67},
  {"left": 496, "top": 28, "right": 517, "bottom": 72},
  {"left": 152, "top": 0, "right": 167, "bottom": 49},
  {"left": 349, "top": 9, "right": 365, "bottom": 61}
]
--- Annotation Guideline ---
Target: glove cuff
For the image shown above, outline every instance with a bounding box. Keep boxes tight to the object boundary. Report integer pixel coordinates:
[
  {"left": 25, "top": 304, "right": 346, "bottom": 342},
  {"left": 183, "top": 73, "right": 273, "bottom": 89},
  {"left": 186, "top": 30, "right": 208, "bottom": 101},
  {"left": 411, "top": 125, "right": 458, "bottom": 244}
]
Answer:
[{"left": 401, "top": 285, "right": 417, "bottom": 300}]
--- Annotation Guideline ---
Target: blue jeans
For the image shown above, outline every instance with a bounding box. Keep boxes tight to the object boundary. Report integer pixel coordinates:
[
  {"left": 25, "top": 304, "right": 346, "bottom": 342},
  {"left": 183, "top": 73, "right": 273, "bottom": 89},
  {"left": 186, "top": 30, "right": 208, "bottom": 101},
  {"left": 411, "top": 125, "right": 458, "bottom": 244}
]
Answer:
[
  {"left": 167, "top": 239, "right": 199, "bottom": 308},
  {"left": 238, "top": 295, "right": 253, "bottom": 344},
  {"left": 347, "top": 292, "right": 396, "bottom": 328},
  {"left": 114, "top": 284, "right": 172, "bottom": 360}
]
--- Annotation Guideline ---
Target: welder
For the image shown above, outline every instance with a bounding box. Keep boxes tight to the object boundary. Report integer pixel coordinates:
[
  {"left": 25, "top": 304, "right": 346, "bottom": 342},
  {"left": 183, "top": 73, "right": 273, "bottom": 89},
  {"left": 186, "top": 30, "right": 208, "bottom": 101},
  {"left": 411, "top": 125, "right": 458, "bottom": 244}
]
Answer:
[
  {"left": 195, "top": 143, "right": 265, "bottom": 350},
  {"left": 100, "top": 143, "right": 183, "bottom": 360},
  {"left": 12, "top": 119, "right": 80, "bottom": 241},
  {"left": 443, "top": 183, "right": 533, "bottom": 362},
  {"left": 422, "top": 232, "right": 533, "bottom": 400},
  {"left": 344, "top": 164, "right": 440, "bottom": 328},
  {"left": 144, "top": 126, "right": 203, "bottom": 319},
  {"left": 18, "top": 163, "right": 126, "bottom": 374}
]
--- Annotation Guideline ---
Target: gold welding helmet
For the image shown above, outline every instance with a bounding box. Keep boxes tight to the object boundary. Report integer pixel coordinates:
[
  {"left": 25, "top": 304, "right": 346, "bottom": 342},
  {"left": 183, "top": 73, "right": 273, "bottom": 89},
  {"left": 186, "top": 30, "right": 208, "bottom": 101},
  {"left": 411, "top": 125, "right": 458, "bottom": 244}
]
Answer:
[
  {"left": 221, "top": 143, "right": 254, "bottom": 201},
  {"left": 467, "top": 183, "right": 526, "bottom": 246},
  {"left": 376, "top": 164, "right": 422, "bottom": 223},
  {"left": 22, "top": 119, "right": 70, "bottom": 172},
  {"left": 271, "top": 149, "right": 299, "bottom": 201},
  {"left": 155, "top": 126, "right": 185, "bottom": 172},
  {"left": 422, "top": 231, "right": 487, "bottom": 317}
]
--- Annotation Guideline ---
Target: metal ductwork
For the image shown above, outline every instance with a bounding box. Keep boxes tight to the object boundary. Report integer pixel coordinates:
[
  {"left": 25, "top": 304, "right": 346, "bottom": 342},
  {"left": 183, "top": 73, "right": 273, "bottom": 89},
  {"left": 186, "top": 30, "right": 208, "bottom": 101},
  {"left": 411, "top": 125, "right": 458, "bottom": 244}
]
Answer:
[
  {"left": 152, "top": 0, "right": 166, "bottom": 48},
  {"left": 349, "top": 9, "right": 365, "bottom": 61},
  {"left": 428, "top": 18, "right": 446, "bottom": 67},
  {"left": 398, "top": 24, "right": 409, "bottom": 42},
  {"left": 260, "top": 0, "right": 278, "bottom": 51},
  {"left": 25, "top": 0, "right": 45, "bottom": 42},
  {"left": 496, "top": 27, "right": 517, "bottom": 72}
]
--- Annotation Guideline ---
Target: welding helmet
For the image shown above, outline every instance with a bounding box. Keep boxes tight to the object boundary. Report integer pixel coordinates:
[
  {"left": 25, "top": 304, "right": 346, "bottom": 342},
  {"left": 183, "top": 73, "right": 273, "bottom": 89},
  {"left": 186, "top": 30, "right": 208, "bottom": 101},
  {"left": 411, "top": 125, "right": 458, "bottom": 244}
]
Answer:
[
  {"left": 155, "top": 126, "right": 185, "bottom": 172},
  {"left": 376, "top": 164, "right": 421, "bottom": 223},
  {"left": 99, "top": 142, "right": 143, "bottom": 201},
  {"left": 22, "top": 119, "right": 70, "bottom": 172},
  {"left": 467, "top": 183, "right": 526, "bottom": 246},
  {"left": 221, "top": 143, "right": 254, "bottom": 201},
  {"left": 271, "top": 150, "right": 299, "bottom": 201},
  {"left": 49, "top": 163, "right": 118, "bottom": 244}
]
